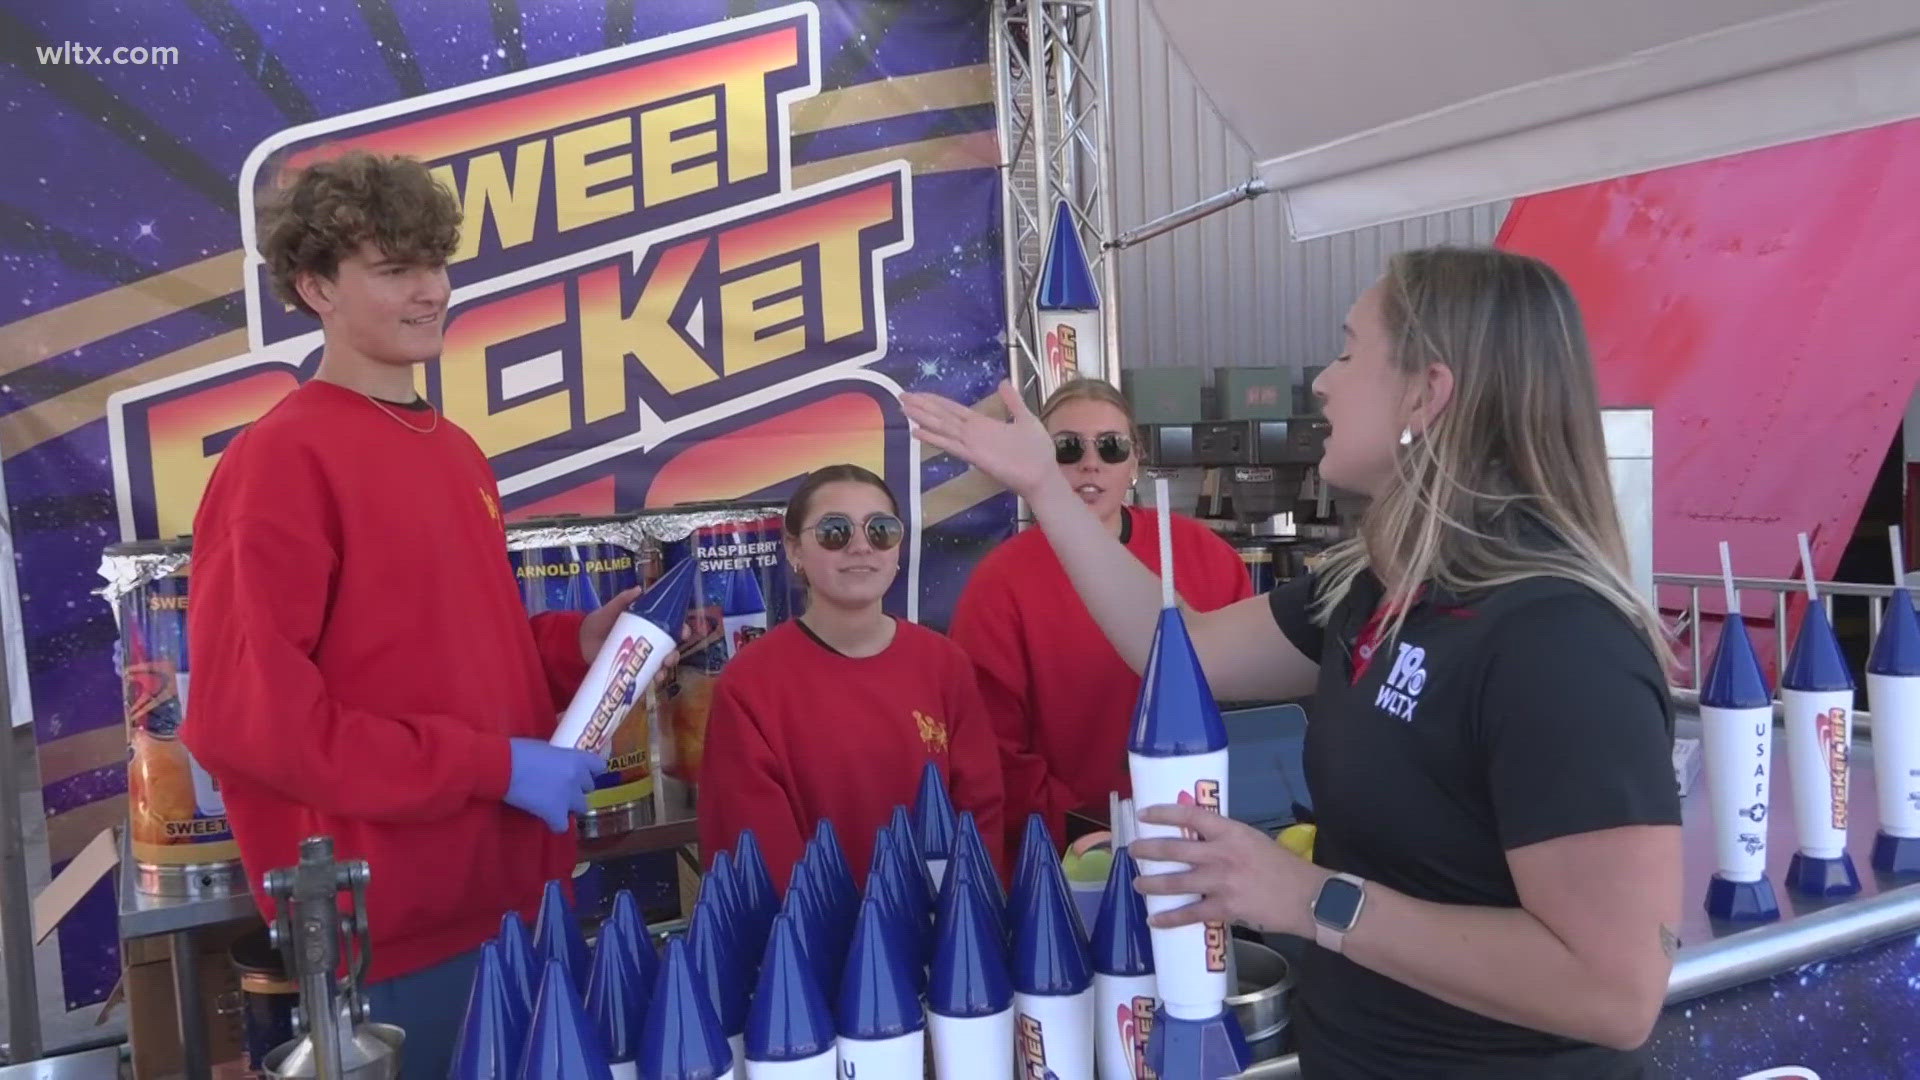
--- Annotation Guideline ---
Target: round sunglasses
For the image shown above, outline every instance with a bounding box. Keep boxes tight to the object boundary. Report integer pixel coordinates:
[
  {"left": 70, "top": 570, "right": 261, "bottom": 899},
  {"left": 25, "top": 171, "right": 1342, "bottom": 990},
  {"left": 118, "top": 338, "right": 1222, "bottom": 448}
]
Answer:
[
  {"left": 1053, "top": 431, "right": 1133, "bottom": 466},
  {"left": 807, "top": 511, "right": 905, "bottom": 552}
]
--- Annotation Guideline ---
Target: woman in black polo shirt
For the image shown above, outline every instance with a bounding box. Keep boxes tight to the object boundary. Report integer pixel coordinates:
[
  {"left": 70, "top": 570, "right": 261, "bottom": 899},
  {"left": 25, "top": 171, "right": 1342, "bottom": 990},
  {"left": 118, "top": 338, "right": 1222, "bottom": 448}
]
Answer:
[{"left": 905, "top": 246, "right": 1681, "bottom": 1078}]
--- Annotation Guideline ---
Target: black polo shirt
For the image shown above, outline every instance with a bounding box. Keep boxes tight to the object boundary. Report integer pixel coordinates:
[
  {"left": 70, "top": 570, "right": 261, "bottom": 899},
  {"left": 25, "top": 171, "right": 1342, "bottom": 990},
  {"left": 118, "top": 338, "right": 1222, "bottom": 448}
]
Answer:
[{"left": 1269, "top": 568, "right": 1681, "bottom": 1079}]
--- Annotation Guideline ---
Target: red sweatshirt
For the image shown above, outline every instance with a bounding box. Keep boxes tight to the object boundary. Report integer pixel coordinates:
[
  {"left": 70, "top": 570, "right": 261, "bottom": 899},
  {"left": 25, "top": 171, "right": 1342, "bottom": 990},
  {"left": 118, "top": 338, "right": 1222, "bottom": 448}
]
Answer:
[
  {"left": 697, "top": 619, "right": 1006, "bottom": 894},
  {"left": 949, "top": 506, "right": 1253, "bottom": 852},
  {"left": 183, "top": 379, "right": 589, "bottom": 984}
]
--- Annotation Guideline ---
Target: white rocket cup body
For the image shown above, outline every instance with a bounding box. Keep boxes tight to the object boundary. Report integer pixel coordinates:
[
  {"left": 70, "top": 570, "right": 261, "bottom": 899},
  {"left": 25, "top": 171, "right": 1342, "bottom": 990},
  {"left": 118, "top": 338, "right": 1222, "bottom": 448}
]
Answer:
[
  {"left": 1014, "top": 991, "right": 1095, "bottom": 1080},
  {"left": 744, "top": 1052, "right": 836, "bottom": 1079},
  {"left": 927, "top": 1008, "right": 1012, "bottom": 1080},
  {"left": 835, "top": 1032, "right": 922, "bottom": 1079},
  {"left": 730, "top": 1033, "right": 747, "bottom": 1071},
  {"left": 1781, "top": 688, "right": 1853, "bottom": 858},
  {"left": 609, "top": 1064, "right": 636, "bottom": 1080},
  {"left": 1700, "top": 704, "right": 1775, "bottom": 881},
  {"left": 1093, "top": 973, "right": 1157, "bottom": 1080},
  {"left": 551, "top": 611, "right": 676, "bottom": 754},
  {"left": 927, "top": 858, "right": 948, "bottom": 893},
  {"left": 1868, "top": 673, "right": 1920, "bottom": 838},
  {"left": 1128, "top": 750, "right": 1230, "bottom": 1019},
  {"left": 1036, "top": 309, "right": 1105, "bottom": 397}
]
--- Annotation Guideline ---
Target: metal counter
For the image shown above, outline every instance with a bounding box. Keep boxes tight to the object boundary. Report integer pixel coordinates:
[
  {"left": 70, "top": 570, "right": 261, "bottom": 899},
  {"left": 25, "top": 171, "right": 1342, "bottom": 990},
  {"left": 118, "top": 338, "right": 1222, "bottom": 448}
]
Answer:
[{"left": 1235, "top": 715, "right": 1920, "bottom": 1078}]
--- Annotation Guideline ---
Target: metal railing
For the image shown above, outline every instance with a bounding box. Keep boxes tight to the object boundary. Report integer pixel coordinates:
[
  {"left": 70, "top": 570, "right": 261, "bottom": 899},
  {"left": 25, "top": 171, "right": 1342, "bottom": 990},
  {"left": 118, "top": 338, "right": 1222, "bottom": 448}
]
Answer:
[{"left": 1656, "top": 572, "right": 1906, "bottom": 728}]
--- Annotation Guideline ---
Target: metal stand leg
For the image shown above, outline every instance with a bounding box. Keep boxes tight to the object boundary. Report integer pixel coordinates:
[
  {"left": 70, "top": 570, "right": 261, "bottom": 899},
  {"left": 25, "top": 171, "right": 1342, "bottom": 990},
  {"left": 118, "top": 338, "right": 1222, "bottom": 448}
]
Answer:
[{"left": 169, "top": 930, "right": 210, "bottom": 1080}]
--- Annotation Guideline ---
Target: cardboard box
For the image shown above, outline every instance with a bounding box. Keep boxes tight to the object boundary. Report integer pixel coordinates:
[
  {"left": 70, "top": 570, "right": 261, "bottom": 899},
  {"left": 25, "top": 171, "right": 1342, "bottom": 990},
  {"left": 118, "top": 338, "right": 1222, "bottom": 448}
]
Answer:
[
  {"left": 1213, "top": 367, "right": 1291, "bottom": 420},
  {"left": 1122, "top": 368, "right": 1204, "bottom": 425},
  {"left": 125, "top": 920, "right": 257, "bottom": 1080}
]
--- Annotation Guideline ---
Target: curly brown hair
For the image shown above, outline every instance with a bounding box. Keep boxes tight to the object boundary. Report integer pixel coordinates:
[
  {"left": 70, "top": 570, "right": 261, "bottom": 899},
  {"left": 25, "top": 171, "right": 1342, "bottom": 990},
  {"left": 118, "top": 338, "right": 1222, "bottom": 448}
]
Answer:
[{"left": 256, "top": 152, "right": 461, "bottom": 317}]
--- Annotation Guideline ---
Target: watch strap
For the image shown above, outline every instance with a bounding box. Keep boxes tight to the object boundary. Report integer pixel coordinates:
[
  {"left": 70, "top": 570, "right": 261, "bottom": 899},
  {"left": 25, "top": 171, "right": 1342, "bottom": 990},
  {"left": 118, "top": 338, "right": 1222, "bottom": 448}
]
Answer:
[{"left": 1312, "top": 873, "right": 1366, "bottom": 954}]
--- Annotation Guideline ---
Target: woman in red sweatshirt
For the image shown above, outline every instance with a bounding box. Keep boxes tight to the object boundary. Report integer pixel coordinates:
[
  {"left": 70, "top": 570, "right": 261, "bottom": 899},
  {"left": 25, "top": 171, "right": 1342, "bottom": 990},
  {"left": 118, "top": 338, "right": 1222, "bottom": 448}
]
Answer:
[
  {"left": 950, "top": 378, "right": 1252, "bottom": 854},
  {"left": 698, "top": 465, "right": 1007, "bottom": 892}
]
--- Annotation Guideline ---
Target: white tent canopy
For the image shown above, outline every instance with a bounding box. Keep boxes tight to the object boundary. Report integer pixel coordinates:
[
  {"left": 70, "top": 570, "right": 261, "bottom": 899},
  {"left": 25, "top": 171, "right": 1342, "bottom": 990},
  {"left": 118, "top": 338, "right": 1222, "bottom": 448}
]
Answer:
[{"left": 1143, "top": 0, "right": 1920, "bottom": 239}]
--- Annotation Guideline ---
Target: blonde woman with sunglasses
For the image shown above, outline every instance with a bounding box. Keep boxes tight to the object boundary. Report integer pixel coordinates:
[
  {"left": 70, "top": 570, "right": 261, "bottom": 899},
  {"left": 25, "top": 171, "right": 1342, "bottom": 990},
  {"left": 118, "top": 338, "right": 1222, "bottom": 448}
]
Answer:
[
  {"left": 697, "top": 464, "right": 1007, "bottom": 892},
  {"left": 950, "top": 378, "right": 1252, "bottom": 858}
]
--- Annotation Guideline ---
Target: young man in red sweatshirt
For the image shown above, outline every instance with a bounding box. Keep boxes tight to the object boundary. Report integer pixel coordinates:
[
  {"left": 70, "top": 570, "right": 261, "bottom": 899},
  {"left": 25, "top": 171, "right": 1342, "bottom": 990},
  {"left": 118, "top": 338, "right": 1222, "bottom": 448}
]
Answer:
[{"left": 183, "top": 152, "right": 650, "bottom": 1078}]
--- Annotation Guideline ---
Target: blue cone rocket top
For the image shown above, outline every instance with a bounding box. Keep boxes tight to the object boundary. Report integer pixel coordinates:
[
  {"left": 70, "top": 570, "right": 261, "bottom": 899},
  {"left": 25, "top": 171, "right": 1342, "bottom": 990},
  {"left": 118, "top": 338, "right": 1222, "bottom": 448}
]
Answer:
[
  {"left": 498, "top": 911, "right": 539, "bottom": 1015},
  {"left": 705, "top": 850, "right": 760, "bottom": 961},
  {"left": 1783, "top": 602, "right": 1854, "bottom": 691},
  {"left": 586, "top": 912, "right": 649, "bottom": 1066},
  {"left": 913, "top": 761, "right": 958, "bottom": 861},
  {"left": 640, "top": 937, "right": 735, "bottom": 1080},
  {"left": 811, "top": 818, "right": 859, "bottom": 914},
  {"left": 609, "top": 890, "right": 660, "bottom": 1000},
  {"left": 687, "top": 893, "right": 750, "bottom": 1039},
  {"left": 929, "top": 867, "right": 1013, "bottom": 1018},
  {"left": 516, "top": 956, "right": 614, "bottom": 1080},
  {"left": 1013, "top": 851, "right": 1093, "bottom": 997},
  {"left": 732, "top": 829, "right": 779, "bottom": 928},
  {"left": 888, "top": 805, "right": 937, "bottom": 906},
  {"left": 837, "top": 895, "right": 925, "bottom": 1039},
  {"left": 1871, "top": 588, "right": 1920, "bottom": 676},
  {"left": 937, "top": 839, "right": 1007, "bottom": 945},
  {"left": 1038, "top": 199, "right": 1099, "bottom": 311},
  {"left": 1131, "top": 607, "right": 1230, "bottom": 756},
  {"left": 953, "top": 810, "right": 1006, "bottom": 910},
  {"left": 1091, "top": 847, "right": 1154, "bottom": 978},
  {"left": 535, "top": 880, "right": 592, "bottom": 997},
  {"left": 628, "top": 554, "right": 697, "bottom": 634},
  {"left": 1702, "top": 614, "right": 1772, "bottom": 708},
  {"left": 449, "top": 941, "right": 529, "bottom": 1080},
  {"left": 1012, "top": 812, "right": 1054, "bottom": 914},
  {"left": 746, "top": 912, "right": 837, "bottom": 1063},
  {"left": 867, "top": 835, "right": 929, "bottom": 985},
  {"left": 782, "top": 868, "right": 840, "bottom": 999}
]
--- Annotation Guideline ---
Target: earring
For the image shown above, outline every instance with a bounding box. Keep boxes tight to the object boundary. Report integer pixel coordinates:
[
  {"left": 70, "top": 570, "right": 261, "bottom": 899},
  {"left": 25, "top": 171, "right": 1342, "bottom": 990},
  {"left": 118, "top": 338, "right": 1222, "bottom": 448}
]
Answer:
[{"left": 1398, "top": 427, "right": 1413, "bottom": 446}]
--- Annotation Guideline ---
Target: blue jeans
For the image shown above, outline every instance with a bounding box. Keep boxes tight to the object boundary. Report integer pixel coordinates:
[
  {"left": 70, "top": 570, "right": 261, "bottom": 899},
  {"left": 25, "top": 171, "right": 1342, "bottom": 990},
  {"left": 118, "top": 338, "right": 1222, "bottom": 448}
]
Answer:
[{"left": 365, "top": 948, "right": 481, "bottom": 1080}]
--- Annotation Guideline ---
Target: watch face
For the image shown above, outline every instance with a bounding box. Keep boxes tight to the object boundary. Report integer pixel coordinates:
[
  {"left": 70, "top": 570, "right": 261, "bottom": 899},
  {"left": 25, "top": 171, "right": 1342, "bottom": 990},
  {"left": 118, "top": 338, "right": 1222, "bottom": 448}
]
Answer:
[{"left": 1313, "top": 877, "right": 1364, "bottom": 929}]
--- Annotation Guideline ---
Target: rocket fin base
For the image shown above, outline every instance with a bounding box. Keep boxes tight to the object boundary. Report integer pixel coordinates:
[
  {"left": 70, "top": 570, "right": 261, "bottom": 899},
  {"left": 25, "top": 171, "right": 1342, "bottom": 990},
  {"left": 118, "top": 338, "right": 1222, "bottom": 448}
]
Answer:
[
  {"left": 1704, "top": 875, "right": 1780, "bottom": 923},
  {"left": 1786, "top": 852, "right": 1861, "bottom": 897},
  {"left": 1872, "top": 832, "right": 1920, "bottom": 875},
  {"left": 1144, "top": 1007, "right": 1250, "bottom": 1079}
]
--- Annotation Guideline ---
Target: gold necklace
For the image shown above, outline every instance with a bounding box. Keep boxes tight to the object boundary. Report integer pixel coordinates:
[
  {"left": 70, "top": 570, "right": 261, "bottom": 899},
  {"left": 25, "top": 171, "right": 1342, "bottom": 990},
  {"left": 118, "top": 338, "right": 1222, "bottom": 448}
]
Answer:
[{"left": 361, "top": 391, "right": 439, "bottom": 434}]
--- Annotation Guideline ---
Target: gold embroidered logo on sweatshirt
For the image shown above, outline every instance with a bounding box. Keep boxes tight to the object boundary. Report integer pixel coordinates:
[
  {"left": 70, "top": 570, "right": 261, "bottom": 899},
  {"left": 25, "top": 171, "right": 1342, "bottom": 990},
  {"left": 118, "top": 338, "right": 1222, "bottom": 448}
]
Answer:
[{"left": 914, "top": 710, "right": 949, "bottom": 753}]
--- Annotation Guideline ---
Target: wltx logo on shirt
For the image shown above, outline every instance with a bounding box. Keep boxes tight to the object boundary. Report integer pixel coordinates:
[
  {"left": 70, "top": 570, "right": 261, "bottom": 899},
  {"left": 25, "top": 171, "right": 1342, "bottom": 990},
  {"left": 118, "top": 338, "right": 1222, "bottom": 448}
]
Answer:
[{"left": 1374, "top": 642, "right": 1426, "bottom": 721}]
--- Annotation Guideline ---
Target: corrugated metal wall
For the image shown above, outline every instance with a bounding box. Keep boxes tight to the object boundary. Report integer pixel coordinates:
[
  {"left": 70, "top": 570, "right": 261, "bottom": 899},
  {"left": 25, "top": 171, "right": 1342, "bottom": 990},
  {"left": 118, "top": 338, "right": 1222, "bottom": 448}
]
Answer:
[{"left": 1104, "top": 0, "right": 1509, "bottom": 382}]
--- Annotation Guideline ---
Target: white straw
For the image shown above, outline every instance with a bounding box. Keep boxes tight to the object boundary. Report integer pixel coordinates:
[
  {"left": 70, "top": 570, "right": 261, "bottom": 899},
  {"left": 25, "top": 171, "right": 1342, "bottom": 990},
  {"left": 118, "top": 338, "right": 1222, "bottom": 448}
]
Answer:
[
  {"left": 1893, "top": 526, "right": 1906, "bottom": 584},
  {"left": 1108, "top": 791, "right": 1122, "bottom": 849},
  {"left": 1798, "top": 532, "right": 1818, "bottom": 602},
  {"left": 1154, "top": 477, "right": 1175, "bottom": 610},
  {"left": 1719, "top": 541, "right": 1738, "bottom": 615}
]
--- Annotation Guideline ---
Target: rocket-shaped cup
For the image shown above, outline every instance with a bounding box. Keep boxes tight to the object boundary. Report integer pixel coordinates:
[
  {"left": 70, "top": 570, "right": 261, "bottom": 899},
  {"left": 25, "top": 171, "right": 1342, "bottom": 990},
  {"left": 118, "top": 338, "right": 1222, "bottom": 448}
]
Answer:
[
  {"left": 914, "top": 761, "right": 960, "bottom": 891},
  {"left": 640, "top": 937, "right": 736, "bottom": 1080},
  {"left": 1698, "top": 613, "right": 1781, "bottom": 922},
  {"left": 1868, "top": 587, "right": 1920, "bottom": 874},
  {"left": 929, "top": 868, "right": 1014, "bottom": 1080},
  {"left": 516, "top": 956, "right": 615, "bottom": 1080},
  {"left": 449, "top": 941, "right": 530, "bottom": 1080},
  {"left": 1127, "top": 606, "right": 1251, "bottom": 1078},
  {"left": 836, "top": 895, "right": 926, "bottom": 1076},
  {"left": 1012, "top": 851, "right": 1095, "bottom": 1080},
  {"left": 1781, "top": 602, "right": 1862, "bottom": 896},
  {"left": 744, "top": 912, "right": 837, "bottom": 1079},
  {"left": 551, "top": 556, "right": 695, "bottom": 755},
  {"left": 1092, "top": 846, "right": 1158, "bottom": 1079}
]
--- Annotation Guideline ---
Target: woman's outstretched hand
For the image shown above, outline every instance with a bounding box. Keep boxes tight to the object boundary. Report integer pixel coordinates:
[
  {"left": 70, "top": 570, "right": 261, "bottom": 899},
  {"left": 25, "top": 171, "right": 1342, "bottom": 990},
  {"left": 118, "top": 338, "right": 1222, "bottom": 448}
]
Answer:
[{"left": 901, "top": 379, "right": 1060, "bottom": 501}]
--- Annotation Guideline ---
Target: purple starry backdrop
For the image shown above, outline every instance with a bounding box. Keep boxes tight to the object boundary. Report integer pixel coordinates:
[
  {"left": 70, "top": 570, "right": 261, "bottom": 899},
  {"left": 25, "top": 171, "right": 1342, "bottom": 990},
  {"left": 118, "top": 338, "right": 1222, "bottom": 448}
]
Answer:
[
  {"left": 1646, "top": 932, "right": 1920, "bottom": 1077},
  {"left": 0, "top": 0, "right": 1010, "bottom": 1009}
]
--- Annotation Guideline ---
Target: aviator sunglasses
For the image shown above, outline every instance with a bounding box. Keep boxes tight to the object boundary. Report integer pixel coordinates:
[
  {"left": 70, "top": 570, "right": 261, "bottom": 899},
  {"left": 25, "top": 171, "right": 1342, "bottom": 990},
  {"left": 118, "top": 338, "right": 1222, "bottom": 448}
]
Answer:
[
  {"left": 808, "top": 512, "right": 905, "bottom": 552},
  {"left": 1053, "top": 431, "right": 1133, "bottom": 466}
]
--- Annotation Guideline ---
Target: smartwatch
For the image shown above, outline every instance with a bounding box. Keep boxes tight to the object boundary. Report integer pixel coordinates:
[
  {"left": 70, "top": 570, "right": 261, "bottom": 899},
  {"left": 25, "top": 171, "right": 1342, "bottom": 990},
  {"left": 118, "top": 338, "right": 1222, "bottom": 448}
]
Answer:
[{"left": 1311, "top": 873, "right": 1367, "bottom": 954}]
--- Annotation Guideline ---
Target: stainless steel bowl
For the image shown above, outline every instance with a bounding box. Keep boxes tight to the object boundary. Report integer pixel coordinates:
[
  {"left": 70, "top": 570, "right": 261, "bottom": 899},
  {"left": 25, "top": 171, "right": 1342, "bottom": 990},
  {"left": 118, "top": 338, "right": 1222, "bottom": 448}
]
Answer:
[{"left": 1226, "top": 938, "right": 1293, "bottom": 1062}]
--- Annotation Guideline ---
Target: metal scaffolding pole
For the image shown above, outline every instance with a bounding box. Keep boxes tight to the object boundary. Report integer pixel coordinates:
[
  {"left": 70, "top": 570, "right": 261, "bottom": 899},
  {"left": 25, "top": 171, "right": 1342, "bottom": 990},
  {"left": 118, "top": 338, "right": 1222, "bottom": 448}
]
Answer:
[{"left": 991, "top": 0, "right": 1121, "bottom": 407}]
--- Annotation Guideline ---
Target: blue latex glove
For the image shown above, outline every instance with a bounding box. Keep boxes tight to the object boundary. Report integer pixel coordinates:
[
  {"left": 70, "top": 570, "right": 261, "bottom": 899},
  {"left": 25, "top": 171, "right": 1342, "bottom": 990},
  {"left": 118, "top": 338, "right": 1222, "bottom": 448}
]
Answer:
[{"left": 504, "top": 739, "right": 604, "bottom": 833}]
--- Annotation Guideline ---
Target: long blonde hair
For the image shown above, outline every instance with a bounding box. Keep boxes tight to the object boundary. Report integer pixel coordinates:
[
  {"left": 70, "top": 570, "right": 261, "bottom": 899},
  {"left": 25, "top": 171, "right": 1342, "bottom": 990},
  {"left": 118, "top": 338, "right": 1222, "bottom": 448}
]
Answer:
[{"left": 1311, "top": 247, "right": 1673, "bottom": 670}]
